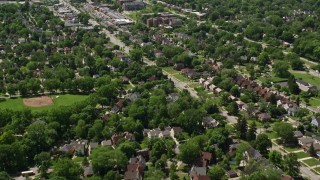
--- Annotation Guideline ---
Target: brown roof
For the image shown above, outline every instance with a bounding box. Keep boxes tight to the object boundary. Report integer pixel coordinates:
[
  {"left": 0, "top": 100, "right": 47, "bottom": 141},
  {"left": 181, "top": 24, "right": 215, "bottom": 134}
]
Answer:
[
  {"left": 193, "top": 175, "right": 210, "bottom": 180},
  {"left": 201, "top": 152, "right": 212, "bottom": 161}
]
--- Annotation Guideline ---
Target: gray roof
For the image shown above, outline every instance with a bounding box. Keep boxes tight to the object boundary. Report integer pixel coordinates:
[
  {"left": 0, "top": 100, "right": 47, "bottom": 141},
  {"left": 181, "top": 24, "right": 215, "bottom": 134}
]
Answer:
[
  {"left": 190, "top": 166, "right": 206, "bottom": 176},
  {"left": 299, "top": 137, "right": 314, "bottom": 144},
  {"left": 101, "top": 140, "right": 112, "bottom": 146},
  {"left": 294, "top": 131, "right": 303, "bottom": 137}
]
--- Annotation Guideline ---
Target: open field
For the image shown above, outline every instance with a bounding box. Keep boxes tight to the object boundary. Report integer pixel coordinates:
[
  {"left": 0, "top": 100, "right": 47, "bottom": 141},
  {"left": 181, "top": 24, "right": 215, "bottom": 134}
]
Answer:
[
  {"left": 0, "top": 94, "right": 88, "bottom": 112},
  {"left": 290, "top": 71, "right": 320, "bottom": 86},
  {"left": 23, "top": 96, "right": 53, "bottom": 107}
]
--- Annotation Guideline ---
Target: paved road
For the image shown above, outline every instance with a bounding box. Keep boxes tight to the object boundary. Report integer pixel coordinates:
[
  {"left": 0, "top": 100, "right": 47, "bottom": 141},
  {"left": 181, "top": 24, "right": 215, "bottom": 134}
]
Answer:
[{"left": 271, "top": 141, "right": 320, "bottom": 180}]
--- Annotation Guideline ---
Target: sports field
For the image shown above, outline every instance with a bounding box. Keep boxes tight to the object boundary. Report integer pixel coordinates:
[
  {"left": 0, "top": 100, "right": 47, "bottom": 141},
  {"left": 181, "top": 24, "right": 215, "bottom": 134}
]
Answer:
[{"left": 0, "top": 94, "right": 88, "bottom": 112}]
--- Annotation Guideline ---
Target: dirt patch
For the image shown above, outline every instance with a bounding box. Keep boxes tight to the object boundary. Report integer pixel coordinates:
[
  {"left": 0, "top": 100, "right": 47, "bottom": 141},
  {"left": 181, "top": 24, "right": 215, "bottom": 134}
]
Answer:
[{"left": 23, "top": 96, "right": 53, "bottom": 107}]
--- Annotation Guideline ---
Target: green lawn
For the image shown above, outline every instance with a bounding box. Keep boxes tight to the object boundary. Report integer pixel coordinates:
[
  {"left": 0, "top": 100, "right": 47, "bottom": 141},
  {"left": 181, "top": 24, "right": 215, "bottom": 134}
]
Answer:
[
  {"left": 294, "top": 152, "right": 309, "bottom": 159},
  {"left": 264, "top": 131, "right": 278, "bottom": 139},
  {"left": 302, "top": 158, "right": 320, "bottom": 167},
  {"left": 189, "top": 83, "right": 201, "bottom": 89},
  {"left": 72, "top": 156, "right": 85, "bottom": 164},
  {"left": 0, "top": 94, "right": 88, "bottom": 112},
  {"left": 258, "top": 76, "right": 287, "bottom": 83},
  {"left": 173, "top": 74, "right": 190, "bottom": 82},
  {"left": 283, "top": 146, "right": 302, "bottom": 152},
  {"left": 309, "top": 97, "right": 320, "bottom": 107},
  {"left": 290, "top": 71, "right": 320, "bottom": 86},
  {"left": 313, "top": 167, "right": 320, "bottom": 174},
  {"left": 163, "top": 67, "right": 179, "bottom": 74}
]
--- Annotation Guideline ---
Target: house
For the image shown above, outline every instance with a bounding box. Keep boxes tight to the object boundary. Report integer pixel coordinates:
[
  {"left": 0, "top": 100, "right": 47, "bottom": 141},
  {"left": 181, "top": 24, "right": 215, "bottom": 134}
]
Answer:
[
  {"left": 136, "top": 149, "right": 150, "bottom": 161},
  {"left": 159, "top": 130, "right": 171, "bottom": 138},
  {"left": 202, "top": 116, "right": 219, "bottom": 129},
  {"left": 122, "top": 1, "right": 145, "bottom": 11},
  {"left": 203, "top": 81, "right": 211, "bottom": 89},
  {"left": 174, "top": 63, "right": 185, "bottom": 70},
  {"left": 189, "top": 166, "right": 207, "bottom": 179},
  {"left": 294, "top": 131, "right": 303, "bottom": 138},
  {"left": 282, "top": 102, "right": 299, "bottom": 116},
  {"left": 298, "top": 137, "right": 314, "bottom": 147},
  {"left": 311, "top": 116, "right": 320, "bottom": 127},
  {"left": 281, "top": 174, "right": 294, "bottom": 180},
  {"left": 214, "top": 87, "right": 222, "bottom": 94},
  {"left": 257, "top": 113, "right": 271, "bottom": 122},
  {"left": 296, "top": 79, "right": 313, "bottom": 91},
  {"left": 122, "top": 76, "right": 129, "bottom": 84},
  {"left": 167, "top": 93, "right": 179, "bottom": 101},
  {"left": 88, "top": 142, "right": 99, "bottom": 155},
  {"left": 101, "top": 140, "right": 112, "bottom": 146},
  {"left": 200, "top": 152, "right": 212, "bottom": 167},
  {"left": 74, "top": 144, "right": 85, "bottom": 155},
  {"left": 128, "top": 92, "right": 141, "bottom": 101},
  {"left": 111, "top": 134, "right": 123, "bottom": 145},
  {"left": 124, "top": 171, "right": 142, "bottom": 180},
  {"left": 226, "top": 170, "right": 238, "bottom": 178},
  {"left": 147, "top": 128, "right": 161, "bottom": 138},
  {"left": 244, "top": 147, "right": 262, "bottom": 161},
  {"left": 209, "top": 84, "right": 217, "bottom": 91},
  {"left": 170, "top": 127, "right": 183, "bottom": 137},
  {"left": 83, "top": 165, "right": 93, "bottom": 177},
  {"left": 314, "top": 136, "right": 320, "bottom": 144},
  {"left": 129, "top": 155, "right": 146, "bottom": 168}
]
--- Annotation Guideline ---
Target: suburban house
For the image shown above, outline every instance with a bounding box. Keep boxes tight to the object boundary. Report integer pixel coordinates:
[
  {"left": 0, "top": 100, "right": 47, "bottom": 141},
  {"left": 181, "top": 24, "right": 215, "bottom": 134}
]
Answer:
[
  {"left": 101, "top": 140, "right": 112, "bottom": 146},
  {"left": 257, "top": 113, "right": 271, "bottom": 122},
  {"left": 202, "top": 116, "right": 219, "bottom": 129},
  {"left": 311, "top": 116, "right": 320, "bottom": 127},
  {"left": 83, "top": 165, "right": 93, "bottom": 177},
  {"left": 88, "top": 142, "right": 99, "bottom": 155},
  {"left": 226, "top": 170, "right": 238, "bottom": 178},
  {"left": 189, "top": 166, "right": 209, "bottom": 180},
  {"left": 296, "top": 79, "right": 313, "bottom": 91},
  {"left": 244, "top": 147, "right": 262, "bottom": 161},
  {"left": 294, "top": 131, "right": 303, "bottom": 138},
  {"left": 170, "top": 127, "right": 183, "bottom": 137},
  {"left": 298, "top": 136, "right": 314, "bottom": 147}
]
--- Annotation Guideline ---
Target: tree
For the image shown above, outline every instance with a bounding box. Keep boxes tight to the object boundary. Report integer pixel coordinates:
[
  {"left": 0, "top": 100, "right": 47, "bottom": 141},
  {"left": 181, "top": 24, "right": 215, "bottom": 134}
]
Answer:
[
  {"left": 90, "top": 147, "right": 127, "bottom": 176},
  {"left": 53, "top": 158, "right": 83, "bottom": 180},
  {"left": 103, "top": 171, "right": 121, "bottom": 180},
  {"left": 230, "top": 86, "right": 240, "bottom": 97},
  {"left": 309, "top": 143, "right": 317, "bottom": 157},
  {"left": 227, "top": 101, "right": 239, "bottom": 115},
  {"left": 236, "top": 118, "right": 247, "bottom": 139},
  {"left": 273, "top": 122, "right": 295, "bottom": 144},
  {"left": 285, "top": 53, "right": 304, "bottom": 70},
  {"left": 179, "top": 142, "right": 201, "bottom": 164},
  {"left": 273, "top": 61, "right": 290, "bottom": 78},
  {"left": 34, "top": 152, "right": 51, "bottom": 177},
  {"left": 0, "top": 171, "right": 12, "bottom": 180},
  {"left": 130, "top": 48, "right": 143, "bottom": 62},
  {"left": 269, "top": 151, "right": 283, "bottom": 168},
  {"left": 246, "top": 122, "right": 257, "bottom": 141},
  {"left": 254, "top": 134, "right": 272, "bottom": 156},
  {"left": 288, "top": 75, "right": 300, "bottom": 94},
  {"left": 208, "top": 165, "right": 225, "bottom": 180},
  {"left": 177, "top": 108, "right": 205, "bottom": 133},
  {"left": 169, "top": 163, "right": 178, "bottom": 180},
  {"left": 283, "top": 153, "right": 300, "bottom": 177}
]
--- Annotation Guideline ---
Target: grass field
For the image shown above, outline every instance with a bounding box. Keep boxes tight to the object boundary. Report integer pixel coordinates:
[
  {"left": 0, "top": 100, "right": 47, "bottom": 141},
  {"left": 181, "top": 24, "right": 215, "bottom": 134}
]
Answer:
[
  {"left": 309, "top": 97, "right": 320, "bottom": 107},
  {"left": 163, "top": 67, "right": 179, "bottom": 74},
  {"left": 302, "top": 158, "right": 320, "bottom": 167},
  {"left": 0, "top": 94, "right": 88, "bottom": 112},
  {"left": 290, "top": 71, "right": 320, "bottom": 86},
  {"left": 294, "top": 152, "right": 309, "bottom": 159},
  {"left": 283, "top": 146, "right": 302, "bottom": 152},
  {"left": 313, "top": 167, "right": 320, "bottom": 174},
  {"left": 264, "top": 131, "right": 278, "bottom": 139}
]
